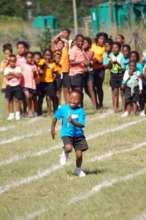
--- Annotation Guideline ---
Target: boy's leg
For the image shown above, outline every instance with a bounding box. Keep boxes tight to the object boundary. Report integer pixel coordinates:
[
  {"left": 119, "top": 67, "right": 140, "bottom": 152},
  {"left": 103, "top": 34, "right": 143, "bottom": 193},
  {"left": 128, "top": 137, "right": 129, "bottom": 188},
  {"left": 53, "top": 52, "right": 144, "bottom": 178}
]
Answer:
[
  {"left": 113, "top": 88, "right": 119, "bottom": 113},
  {"left": 60, "top": 137, "right": 73, "bottom": 165},
  {"left": 75, "top": 149, "right": 83, "bottom": 168},
  {"left": 74, "top": 136, "right": 88, "bottom": 177}
]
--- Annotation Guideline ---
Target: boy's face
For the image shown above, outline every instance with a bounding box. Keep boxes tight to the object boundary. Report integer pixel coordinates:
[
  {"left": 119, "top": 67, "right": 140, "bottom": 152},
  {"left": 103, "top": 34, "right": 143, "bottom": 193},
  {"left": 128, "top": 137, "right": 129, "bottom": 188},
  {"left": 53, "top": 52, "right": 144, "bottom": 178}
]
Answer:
[
  {"left": 69, "top": 92, "right": 81, "bottom": 109},
  {"left": 129, "top": 63, "right": 136, "bottom": 72},
  {"left": 17, "top": 44, "right": 26, "bottom": 56},
  {"left": 9, "top": 57, "right": 16, "bottom": 68},
  {"left": 44, "top": 51, "right": 51, "bottom": 62},
  {"left": 34, "top": 54, "right": 41, "bottom": 64},
  {"left": 54, "top": 54, "right": 61, "bottom": 64},
  {"left": 4, "top": 49, "right": 12, "bottom": 60},
  {"left": 130, "top": 53, "right": 137, "bottom": 62},
  {"left": 115, "top": 35, "right": 124, "bottom": 45},
  {"left": 112, "top": 44, "right": 120, "bottom": 54},
  {"left": 97, "top": 36, "right": 105, "bottom": 46},
  {"left": 83, "top": 40, "right": 89, "bottom": 50},
  {"left": 105, "top": 43, "right": 112, "bottom": 53},
  {"left": 56, "top": 40, "right": 64, "bottom": 50},
  {"left": 76, "top": 37, "right": 84, "bottom": 49},
  {"left": 122, "top": 47, "right": 130, "bottom": 57},
  {"left": 26, "top": 54, "right": 33, "bottom": 64}
]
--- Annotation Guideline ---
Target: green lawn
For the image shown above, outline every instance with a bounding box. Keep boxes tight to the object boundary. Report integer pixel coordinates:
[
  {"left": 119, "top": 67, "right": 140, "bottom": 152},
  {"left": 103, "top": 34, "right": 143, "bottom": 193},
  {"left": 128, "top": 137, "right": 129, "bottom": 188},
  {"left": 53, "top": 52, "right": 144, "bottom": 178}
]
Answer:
[{"left": 0, "top": 85, "right": 146, "bottom": 220}]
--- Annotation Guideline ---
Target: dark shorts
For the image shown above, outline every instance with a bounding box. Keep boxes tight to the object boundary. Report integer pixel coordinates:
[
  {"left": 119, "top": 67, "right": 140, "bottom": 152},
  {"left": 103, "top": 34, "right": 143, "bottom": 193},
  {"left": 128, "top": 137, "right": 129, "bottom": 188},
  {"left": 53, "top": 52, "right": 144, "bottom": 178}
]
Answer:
[
  {"left": 125, "top": 86, "right": 139, "bottom": 104},
  {"left": 69, "top": 74, "right": 85, "bottom": 90},
  {"left": 110, "top": 72, "right": 124, "bottom": 89},
  {"left": 37, "top": 82, "right": 56, "bottom": 98},
  {"left": 55, "top": 76, "right": 62, "bottom": 90},
  {"left": 23, "top": 87, "right": 37, "bottom": 96},
  {"left": 62, "top": 136, "right": 88, "bottom": 152},
  {"left": 5, "top": 85, "right": 23, "bottom": 101},
  {"left": 62, "top": 73, "right": 70, "bottom": 89},
  {"left": 85, "top": 71, "right": 94, "bottom": 82}
]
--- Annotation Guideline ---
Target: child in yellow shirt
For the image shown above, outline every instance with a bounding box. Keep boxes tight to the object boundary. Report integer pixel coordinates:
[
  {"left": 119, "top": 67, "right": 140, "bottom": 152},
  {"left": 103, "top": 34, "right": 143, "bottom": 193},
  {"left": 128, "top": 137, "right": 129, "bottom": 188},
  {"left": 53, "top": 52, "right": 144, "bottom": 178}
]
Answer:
[{"left": 37, "top": 49, "right": 58, "bottom": 115}]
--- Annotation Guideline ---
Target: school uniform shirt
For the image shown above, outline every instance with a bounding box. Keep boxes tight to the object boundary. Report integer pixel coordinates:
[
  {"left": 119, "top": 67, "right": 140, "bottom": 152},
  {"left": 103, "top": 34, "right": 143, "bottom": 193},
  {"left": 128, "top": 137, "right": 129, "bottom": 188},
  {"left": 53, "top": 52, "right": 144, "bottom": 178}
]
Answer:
[
  {"left": 69, "top": 45, "right": 85, "bottom": 76},
  {"left": 60, "top": 47, "right": 69, "bottom": 73},
  {"left": 83, "top": 49, "right": 93, "bottom": 72},
  {"left": 16, "top": 55, "right": 26, "bottom": 69},
  {"left": 21, "top": 63, "right": 38, "bottom": 90},
  {"left": 91, "top": 43, "right": 105, "bottom": 69},
  {"left": 110, "top": 52, "right": 124, "bottom": 74},
  {"left": 136, "top": 63, "right": 143, "bottom": 73},
  {"left": 103, "top": 52, "right": 111, "bottom": 65},
  {"left": 4, "top": 66, "right": 21, "bottom": 87},
  {"left": 122, "top": 70, "right": 142, "bottom": 94},
  {"left": 54, "top": 104, "right": 85, "bottom": 137},
  {"left": 121, "top": 56, "right": 129, "bottom": 70},
  {"left": 39, "top": 59, "right": 56, "bottom": 83}
]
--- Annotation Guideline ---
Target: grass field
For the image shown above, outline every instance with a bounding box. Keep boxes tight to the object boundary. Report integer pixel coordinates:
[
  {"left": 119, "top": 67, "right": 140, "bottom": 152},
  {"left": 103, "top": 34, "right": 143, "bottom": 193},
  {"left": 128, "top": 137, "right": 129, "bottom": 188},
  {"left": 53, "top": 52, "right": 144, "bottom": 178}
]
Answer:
[{"left": 0, "top": 85, "right": 146, "bottom": 220}]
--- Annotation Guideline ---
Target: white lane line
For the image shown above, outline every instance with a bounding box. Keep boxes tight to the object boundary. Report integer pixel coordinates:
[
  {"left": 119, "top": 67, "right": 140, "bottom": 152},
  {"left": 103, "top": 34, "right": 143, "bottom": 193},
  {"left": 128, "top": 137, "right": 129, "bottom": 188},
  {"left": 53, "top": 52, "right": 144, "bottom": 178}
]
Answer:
[
  {"left": 0, "top": 109, "right": 113, "bottom": 146},
  {"left": 68, "top": 167, "right": 146, "bottom": 205},
  {"left": 0, "top": 119, "right": 144, "bottom": 166},
  {"left": 88, "top": 142, "right": 146, "bottom": 163},
  {"left": 133, "top": 211, "right": 146, "bottom": 220},
  {"left": 0, "top": 120, "right": 145, "bottom": 195},
  {"left": 0, "top": 125, "right": 15, "bottom": 132},
  {"left": 0, "top": 131, "right": 41, "bottom": 145},
  {"left": 14, "top": 168, "right": 146, "bottom": 220},
  {"left": 0, "top": 163, "right": 67, "bottom": 194}
]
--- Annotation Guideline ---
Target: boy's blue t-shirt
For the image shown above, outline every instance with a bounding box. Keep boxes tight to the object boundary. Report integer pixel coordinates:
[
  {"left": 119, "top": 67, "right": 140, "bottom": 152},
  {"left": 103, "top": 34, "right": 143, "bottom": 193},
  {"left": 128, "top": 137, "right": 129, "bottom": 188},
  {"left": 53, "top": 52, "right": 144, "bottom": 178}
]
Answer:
[{"left": 54, "top": 104, "right": 85, "bottom": 137}]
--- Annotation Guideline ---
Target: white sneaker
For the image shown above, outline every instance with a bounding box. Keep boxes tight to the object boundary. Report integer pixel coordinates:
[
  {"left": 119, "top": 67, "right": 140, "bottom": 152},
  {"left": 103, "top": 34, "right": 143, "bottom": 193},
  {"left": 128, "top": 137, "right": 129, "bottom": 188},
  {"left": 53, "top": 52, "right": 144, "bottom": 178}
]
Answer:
[
  {"left": 74, "top": 167, "right": 86, "bottom": 177},
  {"left": 121, "top": 111, "right": 129, "bottom": 117},
  {"left": 7, "top": 113, "right": 15, "bottom": 121},
  {"left": 59, "top": 151, "right": 69, "bottom": 165},
  {"left": 15, "top": 112, "right": 21, "bottom": 120},
  {"left": 140, "top": 111, "right": 145, "bottom": 116}
]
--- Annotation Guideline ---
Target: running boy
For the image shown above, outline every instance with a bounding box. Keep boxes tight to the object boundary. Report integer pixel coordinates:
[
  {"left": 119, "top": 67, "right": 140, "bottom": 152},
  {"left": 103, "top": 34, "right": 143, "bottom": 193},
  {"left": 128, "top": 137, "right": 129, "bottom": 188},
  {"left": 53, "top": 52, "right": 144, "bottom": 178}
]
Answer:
[{"left": 51, "top": 90, "right": 88, "bottom": 177}]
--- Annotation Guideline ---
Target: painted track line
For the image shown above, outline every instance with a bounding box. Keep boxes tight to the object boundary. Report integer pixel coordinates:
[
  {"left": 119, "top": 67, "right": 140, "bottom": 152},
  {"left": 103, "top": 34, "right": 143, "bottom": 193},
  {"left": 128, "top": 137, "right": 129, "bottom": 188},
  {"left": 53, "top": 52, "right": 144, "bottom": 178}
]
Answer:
[
  {"left": 68, "top": 167, "right": 146, "bottom": 205},
  {"left": 0, "top": 119, "right": 144, "bottom": 166},
  {"left": 14, "top": 168, "right": 146, "bottom": 220},
  {"left": 0, "top": 123, "right": 145, "bottom": 195},
  {"left": 0, "top": 131, "right": 41, "bottom": 145}
]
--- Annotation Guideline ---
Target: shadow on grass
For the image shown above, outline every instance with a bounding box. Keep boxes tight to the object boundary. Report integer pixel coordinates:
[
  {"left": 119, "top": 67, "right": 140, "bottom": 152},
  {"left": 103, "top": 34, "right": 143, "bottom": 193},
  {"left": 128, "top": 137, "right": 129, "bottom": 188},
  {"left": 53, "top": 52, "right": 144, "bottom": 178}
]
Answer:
[{"left": 67, "top": 168, "right": 107, "bottom": 176}]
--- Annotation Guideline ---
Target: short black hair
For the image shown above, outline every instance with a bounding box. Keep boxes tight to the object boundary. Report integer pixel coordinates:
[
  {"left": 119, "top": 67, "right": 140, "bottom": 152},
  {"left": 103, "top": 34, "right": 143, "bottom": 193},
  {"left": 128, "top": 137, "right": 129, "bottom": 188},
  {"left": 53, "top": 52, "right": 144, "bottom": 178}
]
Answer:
[
  {"left": 25, "top": 51, "right": 33, "bottom": 57},
  {"left": 9, "top": 54, "right": 16, "bottom": 59},
  {"left": 75, "top": 34, "right": 84, "bottom": 41},
  {"left": 16, "top": 41, "right": 30, "bottom": 50},
  {"left": 70, "top": 90, "right": 82, "bottom": 99},
  {"left": 130, "top": 50, "right": 140, "bottom": 61},
  {"left": 117, "top": 34, "right": 125, "bottom": 40},
  {"left": 84, "top": 37, "right": 92, "bottom": 47},
  {"left": 105, "top": 38, "right": 113, "bottom": 46},
  {"left": 113, "top": 41, "right": 121, "bottom": 50},
  {"left": 62, "top": 28, "right": 71, "bottom": 34},
  {"left": 122, "top": 44, "right": 131, "bottom": 51},
  {"left": 33, "top": 51, "right": 42, "bottom": 57},
  {"left": 2, "top": 43, "right": 13, "bottom": 53},
  {"left": 96, "top": 32, "right": 108, "bottom": 41}
]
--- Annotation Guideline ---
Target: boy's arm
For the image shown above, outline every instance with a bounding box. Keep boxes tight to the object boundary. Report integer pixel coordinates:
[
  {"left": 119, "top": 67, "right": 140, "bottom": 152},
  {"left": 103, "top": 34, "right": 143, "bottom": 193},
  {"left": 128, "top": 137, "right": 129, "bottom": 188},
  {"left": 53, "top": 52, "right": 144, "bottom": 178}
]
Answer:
[
  {"left": 51, "top": 118, "right": 57, "bottom": 139},
  {"left": 68, "top": 117, "right": 84, "bottom": 128}
]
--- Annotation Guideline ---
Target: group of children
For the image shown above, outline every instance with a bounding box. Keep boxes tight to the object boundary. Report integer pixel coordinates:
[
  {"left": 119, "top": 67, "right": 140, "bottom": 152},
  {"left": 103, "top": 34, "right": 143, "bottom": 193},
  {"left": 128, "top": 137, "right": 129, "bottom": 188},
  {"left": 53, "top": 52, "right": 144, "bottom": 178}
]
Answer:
[
  {"left": 1, "top": 30, "right": 146, "bottom": 176},
  {"left": 0, "top": 30, "right": 146, "bottom": 120}
]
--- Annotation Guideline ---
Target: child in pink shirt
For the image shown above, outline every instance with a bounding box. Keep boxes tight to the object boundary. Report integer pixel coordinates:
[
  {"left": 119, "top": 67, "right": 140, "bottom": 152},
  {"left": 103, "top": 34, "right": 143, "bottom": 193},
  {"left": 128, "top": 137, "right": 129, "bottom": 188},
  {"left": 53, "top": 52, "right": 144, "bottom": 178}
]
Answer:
[
  {"left": 4, "top": 55, "right": 22, "bottom": 120},
  {"left": 22, "top": 52, "right": 38, "bottom": 117}
]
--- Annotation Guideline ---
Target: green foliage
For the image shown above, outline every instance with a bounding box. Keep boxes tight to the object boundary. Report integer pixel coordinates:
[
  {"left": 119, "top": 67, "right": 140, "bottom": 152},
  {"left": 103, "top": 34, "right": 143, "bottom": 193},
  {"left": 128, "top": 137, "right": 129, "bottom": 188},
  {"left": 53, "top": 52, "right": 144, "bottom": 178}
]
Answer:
[
  {"left": 37, "top": 28, "right": 52, "bottom": 51},
  {"left": 0, "top": 0, "right": 98, "bottom": 28}
]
